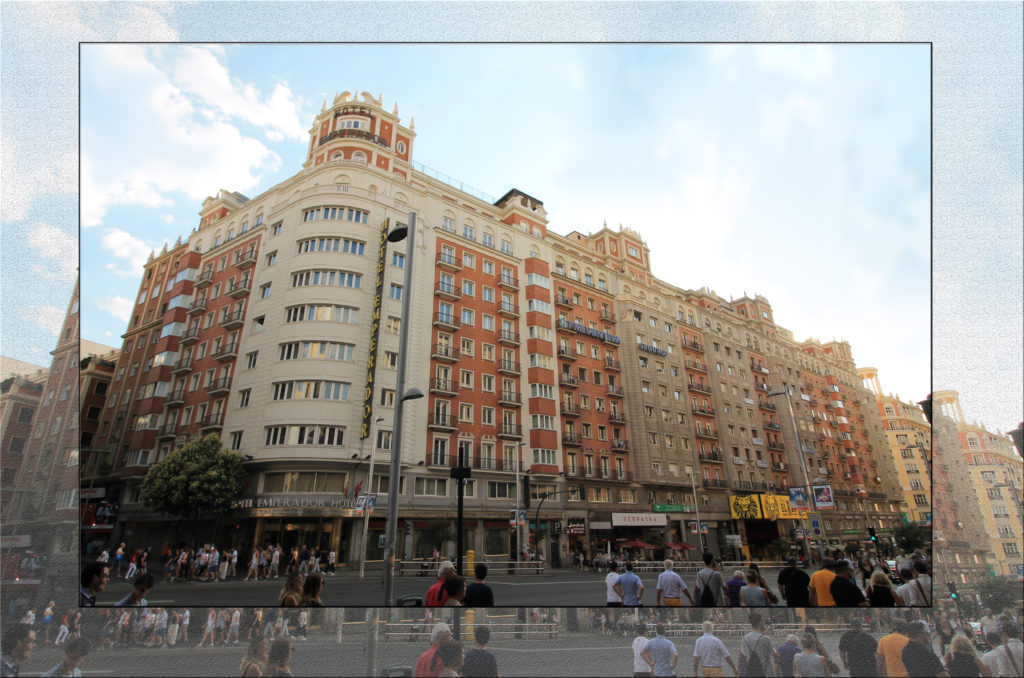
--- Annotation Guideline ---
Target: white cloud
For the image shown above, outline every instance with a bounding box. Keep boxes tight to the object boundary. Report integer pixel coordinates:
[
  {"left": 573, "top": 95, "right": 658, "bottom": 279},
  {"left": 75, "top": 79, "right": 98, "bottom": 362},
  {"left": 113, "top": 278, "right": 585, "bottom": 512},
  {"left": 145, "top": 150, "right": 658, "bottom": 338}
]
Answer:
[
  {"left": 754, "top": 45, "right": 836, "bottom": 80},
  {"left": 2, "top": 131, "right": 77, "bottom": 221},
  {"left": 101, "top": 228, "right": 160, "bottom": 277},
  {"left": 26, "top": 224, "right": 78, "bottom": 281},
  {"left": 96, "top": 296, "right": 133, "bottom": 323},
  {"left": 20, "top": 305, "right": 65, "bottom": 336},
  {"left": 81, "top": 45, "right": 285, "bottom": 226}
]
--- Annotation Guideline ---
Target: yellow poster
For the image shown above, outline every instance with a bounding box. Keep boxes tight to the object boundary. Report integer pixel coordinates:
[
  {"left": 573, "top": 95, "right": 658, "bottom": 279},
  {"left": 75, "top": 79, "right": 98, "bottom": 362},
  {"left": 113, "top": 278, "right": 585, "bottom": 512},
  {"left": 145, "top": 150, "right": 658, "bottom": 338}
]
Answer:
[
  {"left": 759, "top": 494, "right": 800, "bottom": 520},
  {"left": 729, "top": 493, "right": 763, "bottom": 520}
]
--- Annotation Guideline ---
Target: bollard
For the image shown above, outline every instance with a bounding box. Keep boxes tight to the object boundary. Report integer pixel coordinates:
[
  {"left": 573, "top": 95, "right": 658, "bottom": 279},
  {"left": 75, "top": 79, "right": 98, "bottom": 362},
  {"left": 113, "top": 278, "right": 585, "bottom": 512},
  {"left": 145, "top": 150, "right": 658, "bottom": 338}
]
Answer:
[
  {"left": 465, "top": 549, "right": 475, "bottom": 571},
  {"left": 464, "top": 608, "right": 475, "bottom": 640}
]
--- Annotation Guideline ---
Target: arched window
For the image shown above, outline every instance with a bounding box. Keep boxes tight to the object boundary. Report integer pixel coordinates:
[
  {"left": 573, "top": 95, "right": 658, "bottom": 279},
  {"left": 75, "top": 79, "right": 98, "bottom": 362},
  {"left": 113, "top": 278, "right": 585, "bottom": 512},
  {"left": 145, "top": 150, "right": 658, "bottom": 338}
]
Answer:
[{"left": 352, "top": 151, "right": 367, "bottom": 163}]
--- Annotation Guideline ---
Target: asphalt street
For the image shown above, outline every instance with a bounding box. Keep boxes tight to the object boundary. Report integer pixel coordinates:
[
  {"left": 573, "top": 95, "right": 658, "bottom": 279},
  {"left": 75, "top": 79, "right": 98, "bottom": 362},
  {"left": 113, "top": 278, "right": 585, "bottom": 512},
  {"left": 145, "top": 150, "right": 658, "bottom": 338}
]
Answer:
[{"left": 94, "top": 565, "right": 796, "bottom": 607}]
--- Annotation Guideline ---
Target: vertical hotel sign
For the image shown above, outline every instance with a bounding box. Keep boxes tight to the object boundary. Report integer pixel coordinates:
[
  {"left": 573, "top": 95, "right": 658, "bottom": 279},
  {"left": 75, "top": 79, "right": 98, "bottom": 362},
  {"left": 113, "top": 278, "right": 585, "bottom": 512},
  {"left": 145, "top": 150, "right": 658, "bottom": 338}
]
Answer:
[{"left": 361, "top": 218, "right": 390, "bottom": 439}]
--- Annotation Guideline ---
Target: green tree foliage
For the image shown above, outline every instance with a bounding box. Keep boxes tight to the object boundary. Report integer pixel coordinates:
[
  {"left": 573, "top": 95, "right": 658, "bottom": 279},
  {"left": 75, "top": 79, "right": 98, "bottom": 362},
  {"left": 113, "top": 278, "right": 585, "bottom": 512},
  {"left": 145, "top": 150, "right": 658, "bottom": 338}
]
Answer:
[
  {"left": 971, "top": 576, "right": 1024, "bottom": 614},
  {"left": 140, "top": 434, "right": 245, "bottom": 530},
  {"left": 771, "top": 538, "right": 791, "bottom": 559},
  {"left": 890, "top": 521, "right": 929, "bottom": 553}
]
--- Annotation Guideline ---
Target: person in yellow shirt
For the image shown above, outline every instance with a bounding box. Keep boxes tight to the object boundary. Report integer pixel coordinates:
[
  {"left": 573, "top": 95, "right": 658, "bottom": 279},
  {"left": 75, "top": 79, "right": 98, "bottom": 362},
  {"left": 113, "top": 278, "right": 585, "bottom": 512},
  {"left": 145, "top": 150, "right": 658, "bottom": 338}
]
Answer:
[
  {"left": 876, "top": 620, "right": 910, "bottom": 678},
  {"left": 808, "top": 557, "right": 836, "bottom": 607}
]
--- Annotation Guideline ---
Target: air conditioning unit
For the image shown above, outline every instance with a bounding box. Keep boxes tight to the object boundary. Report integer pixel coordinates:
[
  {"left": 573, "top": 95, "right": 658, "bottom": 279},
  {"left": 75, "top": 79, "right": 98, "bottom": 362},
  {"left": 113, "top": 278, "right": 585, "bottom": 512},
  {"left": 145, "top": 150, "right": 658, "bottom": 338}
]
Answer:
[{"left": 844, "top": 473, "right": 851, "bottom": 479}]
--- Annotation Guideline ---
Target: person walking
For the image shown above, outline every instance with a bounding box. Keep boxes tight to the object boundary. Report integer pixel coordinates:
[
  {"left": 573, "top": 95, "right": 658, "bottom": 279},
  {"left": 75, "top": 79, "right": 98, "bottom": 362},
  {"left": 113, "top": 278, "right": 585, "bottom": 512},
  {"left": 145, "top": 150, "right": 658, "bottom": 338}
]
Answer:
[
  {"left": 726, "top": 570, "right": 746, "bottom": 607},
  {"left": 166, "top": 610, "right": 180, "bottom": 647},
  {"left": 229, "top": 547, "right": 238, "bottom": 578},
  {"left": 300, "top": 572, "right": 324, "bottom": 607},
  {"left": 794, "top": 634, "right": 828, "bottom": 677},
  {"left": 39, "top": 637, "right": 90, "bottom": 677},
  {"left": 739, "top": 613, "right": 776, "bottom": 677},
  {"left": 901, "top": 621, "right": 949, "bottom": 677},
  {"left": 54, "top": 610, "right": 72, "bottom": 647},
  {"left": 462, "top": 625, "right": 499, "bottom": 678},
  {"left": 114, "top": 573, "right": 155, "bottom": 607},
  {"left": 79, "top": 562, "right": 109, "bottom": 607},
  {"left": 197, "top": 608, "right": 218, "bottom": 648},
  {"left": 740, "top": 569, "right": 771, "bottom": 607},
  {"left": 436, "top": 639, "right": 464, "bottom": 678},
  {"left": 278, "top": 572, "right": 303, "bottom": 607},
  {"left": 240, "top": 637, "right": 269, "bottom": 677},
  {"left": 808, "top": 557, "right": 836, "bottom": 607},
  {"left": 839, "top": 619, "right": 878, "bottom": 677},
  {"left": 606, "top": 560, "right": 624, "bottom": 607},
  {"left": 415, "top": 622, "right": 451, "bottom": 678},
  {"left": 777, "top": 557, "right": 811, "bottom": 607},
  {"left": 113, "top": 543, "right": 126, "bottom": 577},
  {"left": 776, "top": 634, "right": 802, "bottom": 678},
  {"left": 866, "top": 570, "right": 904, "bottom": 607},
  {"left": 617, "top": 562, "right": 645, "bottom": 607},
  {"left": 426, "top": 560, "right": 456, "bottom": 607},
  {"left": 941, "top": 633, "right": 989, "bottom": 677},
  {"left": 244, "top": 547, "right": 260, "bottom": 582},
  {"left": 656, "top": 560, "right": 694, "bottom": 607},
  {"left": 632, "top": 624, "right": 652, "bottom": 678},
  {"left": 464, "top": 563, "right": 495, "bottom": 607},
  {"left": 265, "top": 637, "right": 293, "bottom": 677},
  {"left": 829, "top": 560, "right": 870, "bottom": 607},
  {"left": 693, "top": 621, "right": 737, "bottom": 678},
  {"left": 179, "top": 608, "right": 190, "bottom": 645},
  {"left": 441, "top": 576, "right": 467, "bottom": 607},
  {"left": 1, "top": 624, "right": 37, "bottom": 677},
  {"left": 641, "top": 624, "right": 678, "bottom": 678},
  {"left": 694, "top": 553, "right": 727, "bottom": 607},
  {"left": 992, "top": 622, "right": 1022, "bottom": 678}
]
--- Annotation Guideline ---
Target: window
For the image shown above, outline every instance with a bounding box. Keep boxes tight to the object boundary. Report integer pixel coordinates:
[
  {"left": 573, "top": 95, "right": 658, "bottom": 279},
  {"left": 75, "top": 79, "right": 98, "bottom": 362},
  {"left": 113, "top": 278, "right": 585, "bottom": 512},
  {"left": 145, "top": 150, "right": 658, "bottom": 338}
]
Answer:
[
  {"left": 487, "top": 481, "right": 516, "bottom": 499},
  {"left": 461, "top": 308, "right": 474, "bottom": 326},
  {"left": 533, "top": 448, "right": 557, "bottom": 465},
  {"left": 385, "top": 351, "right": 398, "bottom": 368},
  {"left": 260, "top": 283, "right": 271, "bottom": 298},
  {"left": 246, "top": 352, "right": 259, "bottom": 368},
  {"left": 462, "top": 252, "right": 475, "bottom": 268},
  {"left": 230, "top": 431, "right": 243, "bottom": 450},
  {"left": 481, "top": 407, "right": 495, "bottom": 425},
  {"left": 460, "top": 370, "right": 474, "bottom": 388},
  {"left": 279, "top": 341, "right": 354, "bottom": 362},
  {"left": 392, "top": 252, "right": 405, "bottom": 268},
  {"left": 459, "top": 403, "right": 473, "bottom": 422},
  {"left": 415, "top": 478, "right": 448, "bottom": 497},
  {"left": 481, "top": 375, "right": 495, "bottom": 392},
  {"left": 380, "top": 389, "right": 395, "bottom": 407},
  {"left": 291, "top": 269, "right": 361, "bottom": 289},
  {"left": 238, "top": 389, "right": 251, "bottom": 407},
  {"left": 390, "top": 284, "right": 403, "bottom": 300},
  {"left": 387, "top": 316, "right": 401, "bottom": 334},
  {"left": 285, "top": 304, "right": 359, "bottom": 324}
]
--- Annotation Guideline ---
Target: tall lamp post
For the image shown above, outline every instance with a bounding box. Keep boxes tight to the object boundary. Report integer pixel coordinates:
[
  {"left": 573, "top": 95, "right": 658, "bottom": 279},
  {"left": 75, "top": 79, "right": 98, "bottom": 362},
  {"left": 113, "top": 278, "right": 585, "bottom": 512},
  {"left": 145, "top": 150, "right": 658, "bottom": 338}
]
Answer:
[
  {"left": 768, "top": 388, "right": 815, "bottom": 565},
  {"left": 687, "top": 471, "right": 705, "bottom": 553},
  {"left": 359, "top": 416, "right": 384, "bottom": 579},
  {"left": 381, "top": 212, "right": 424, "bottom": 607},
  {"left": 514, "top": 441, "right": 525, "bottom": 566}
]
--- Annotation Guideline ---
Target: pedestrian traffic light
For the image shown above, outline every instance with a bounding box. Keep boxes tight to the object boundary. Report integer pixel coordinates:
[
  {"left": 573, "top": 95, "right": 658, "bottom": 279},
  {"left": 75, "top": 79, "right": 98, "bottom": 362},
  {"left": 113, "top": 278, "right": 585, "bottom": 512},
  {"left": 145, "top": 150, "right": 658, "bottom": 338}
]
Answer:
[
  {"left": 868, "top": 527, "right": 877, "bottom": 542},
  {"left": 947, "top": 582, "right": 958, "bottom": 599},
  {"left": 522, "top": 474, "right": 530, "bottom": 509}
]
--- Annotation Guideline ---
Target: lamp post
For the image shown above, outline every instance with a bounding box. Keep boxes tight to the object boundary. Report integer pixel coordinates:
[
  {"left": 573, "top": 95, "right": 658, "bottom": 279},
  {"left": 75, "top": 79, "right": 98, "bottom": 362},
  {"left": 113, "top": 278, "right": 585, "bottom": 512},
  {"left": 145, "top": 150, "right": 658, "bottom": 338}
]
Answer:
[
  {"left": 359, "top": 416, "right": 385, "bottom": 579},
  {"left": 768, "top": 388, "right": 815, "bottom": 565},
  {"left": 688, "top": 471, "right": 705, "bottom": 553},
  {"left": 381, "top": 212, "right": 423, "bottom": 607},
  {"left": 514, "top": 441, "right": 526, "bottom": 566}
]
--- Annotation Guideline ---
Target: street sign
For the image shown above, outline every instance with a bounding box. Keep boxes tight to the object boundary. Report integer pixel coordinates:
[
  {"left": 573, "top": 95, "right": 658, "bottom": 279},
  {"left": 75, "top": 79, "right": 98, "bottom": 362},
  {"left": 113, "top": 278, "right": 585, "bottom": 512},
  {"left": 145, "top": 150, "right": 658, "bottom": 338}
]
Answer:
[
  {"left": 379, "top": 534, "right": 386, "bottom": 548},
  {"left": 653, "top": 504, "right": 695, "bottom": 512},
  {"left": 553, "top": 521, "right": 562, "bottom": 535},
  {"left": 725, "top": 534, "right": 742, "bottom": 546}
]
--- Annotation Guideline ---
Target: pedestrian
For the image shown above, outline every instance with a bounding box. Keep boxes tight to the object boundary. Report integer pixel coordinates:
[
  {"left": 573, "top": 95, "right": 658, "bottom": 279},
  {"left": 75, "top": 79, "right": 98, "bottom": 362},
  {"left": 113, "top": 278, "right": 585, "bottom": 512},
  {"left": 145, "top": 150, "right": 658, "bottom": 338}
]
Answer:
[
  {"left": 776, "top": 634, "right": 802, "bottom": 678},
  {"left": 641, "top": 624, "right": 678, "bottom": 677},
  {"left": 794, "top": 633, "right": 828, "bottom": 677},
  {"left": 54, "top": 610, "right": 72, "bottom": 646},
  {"left": 230, "top": 608, "right": 242, "bottom": 644},
  {"left": 278, "top": 571, "right": 303, "bottom": 607},
  {"left": 229, "top": 547, "right": 238, "bottom": 578},
  {"left": 726, "top": 570, "right": 746, "bottom": 607},
  {"left": 39, "top": 637, "right": 89, "bottom": 677},
  {"left": 442, "top": 576, "right": 467, "bottom": 607},
  {"left": 166, "top": 610, "right": 180, "bottom": 647},
  {"left": 839, "top": 619, "right": 878, "bottom": 677},
  {"left": 462, "top": 625, "right": 499, "bottom": 678},
  {"left": 179, "top": 608, "right": 190, "bottom": 645},
  {"left": 436, "top": 639, "right": 464, "bottom": 678},
  {"left": 425, "top": 560, "right": 456, "bottom": 607},
  {"left": 802, "top": 627, "right": 837, "bottom": 677},
  {"left": 739, "top": 613, "right": 776, "bottom": 677},
  {"left": 114, "top": 573, "right": 155, "bottom": 607},
  {"left": 270, "top": 545, "right": 281, "bottom": 580},
  {"left": 219, "top": 549, "right": 230, "bottom": 581},
  {"left": 656, "top": 560, "right": 694, "bottom": 607},
  {"left": 808, "top": 557, "right": 836, "bottom": 607},
  {"left": 866, "top": 570, "right": 904, "bottom": 607},
  {"left": 296, "top": 609, "right": 307, "bottom": 640},
  {"left": 630, "top": 624, "right": 653, "bottom": 677},
  {"left": 741, "top": 569, "right": 771, "bottom": 607},
  {"left": 1, "top": 624, "right": 36, "bottom": 677},
  {"left": 777, "top": 557, "right": 811, "bottom": 607},
  {"left": 941, "top": 633, "right": 988, "bottom": 677},
  {"left": 265, "top": 637, "right": 293, "bottom": 677},
  {"left": 901, "top": 621, "right": 949, "bottom": 677},
  {"left": 618, "top": 562, "right": 645, "bottom": 607},
  {"left": 464, "top": 563, "right": 495, "bottom": 607},
  {"left": 327, "top": 549, "right": 335, "bottom": 575},
  {"left": 79, "top": 562, "right": 109, "bottom": 607},
  {"left": 40, "top": 601, "right": 55, "bottom": 643},
  {"left": 606, "top": 560, "right": 624, "bottom": 607},
  {"left": 245, "top": 547, "right": 260, "bottom": 582},
  {"left": 829, "top": 560, "right": 869, "bottom": 607},
  {"left": 415, "top": 622, "right": 451, "bottom": 678},
  {"left": 910, "top": 561, "right": 931, "bottom": 604},
  {"left": 124, "top": 550, "right": 138, "bottom": 580},
  {"left": 694, "top": 553, "right": 727, "bottom": 607},
  {"left": 979, "top": 610, "right": 1000, "bottom": 638},
  {"left": 113, "top": 543, "right": 126, "bottom": 577},
  {"left": 240, "top": 636, "right": 269, "bottom": 677},
  {"left": 993, "top": 622, "right": 1022, "bottom": 678},
  {"left": 693, "top": 621, "right": 737, "bottom": 678},
  {"left": 300, "top": 573, "right": 324, "bottom": 607}
]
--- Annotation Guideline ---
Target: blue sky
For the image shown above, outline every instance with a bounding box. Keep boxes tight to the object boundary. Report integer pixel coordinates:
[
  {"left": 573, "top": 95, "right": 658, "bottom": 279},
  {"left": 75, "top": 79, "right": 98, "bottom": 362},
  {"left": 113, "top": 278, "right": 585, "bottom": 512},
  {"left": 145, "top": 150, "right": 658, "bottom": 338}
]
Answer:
[{"left": 1, "top": 3, "right": 1020, "bottom": 436}]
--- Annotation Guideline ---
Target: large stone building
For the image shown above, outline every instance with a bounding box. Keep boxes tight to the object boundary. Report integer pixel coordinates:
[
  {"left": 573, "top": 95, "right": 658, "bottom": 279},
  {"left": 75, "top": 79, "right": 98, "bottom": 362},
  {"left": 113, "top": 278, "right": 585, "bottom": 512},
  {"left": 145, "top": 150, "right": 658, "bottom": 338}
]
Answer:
[{"left": 82, "top": 92, "right": 908, "bottom": 568}]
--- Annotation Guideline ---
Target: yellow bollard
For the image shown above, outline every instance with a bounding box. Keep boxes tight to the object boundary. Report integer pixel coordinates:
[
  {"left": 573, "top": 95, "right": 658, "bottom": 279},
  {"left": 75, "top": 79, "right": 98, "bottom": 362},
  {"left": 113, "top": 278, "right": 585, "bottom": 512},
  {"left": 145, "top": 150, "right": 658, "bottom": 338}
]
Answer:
[
  {"left": 466, "top": 549, "right": 475, "bottom": 570},
  {"left": 465, "top": 608, "right": 475, "bottom": 640}
]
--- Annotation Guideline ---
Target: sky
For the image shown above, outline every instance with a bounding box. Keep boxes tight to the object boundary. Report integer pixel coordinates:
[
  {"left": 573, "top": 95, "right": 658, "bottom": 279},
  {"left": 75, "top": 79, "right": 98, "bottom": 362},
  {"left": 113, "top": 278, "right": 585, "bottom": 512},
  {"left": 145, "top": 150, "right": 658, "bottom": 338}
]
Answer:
[{"left": 1, "top": 3, "right": 1021, "bottom": 437}]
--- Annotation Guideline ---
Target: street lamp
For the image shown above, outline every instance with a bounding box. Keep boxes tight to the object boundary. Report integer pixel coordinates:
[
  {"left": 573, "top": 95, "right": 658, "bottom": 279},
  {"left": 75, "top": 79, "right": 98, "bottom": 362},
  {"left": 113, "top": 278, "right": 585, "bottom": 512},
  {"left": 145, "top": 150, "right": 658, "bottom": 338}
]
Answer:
[
  {"left": 767, "top": 388, "right": 815, "bottom": 565},
  {"left": 515, "top": 441, "right": 525, "bottom": 566},
  {"left": 381, "top": 212, "right": 423, "bottom": 607},
  {"left": 359, "top": 416, "right": 384, "bottom": 579},
  {"left": 687, "top": 471, "right": 705, "bottom": 553}
]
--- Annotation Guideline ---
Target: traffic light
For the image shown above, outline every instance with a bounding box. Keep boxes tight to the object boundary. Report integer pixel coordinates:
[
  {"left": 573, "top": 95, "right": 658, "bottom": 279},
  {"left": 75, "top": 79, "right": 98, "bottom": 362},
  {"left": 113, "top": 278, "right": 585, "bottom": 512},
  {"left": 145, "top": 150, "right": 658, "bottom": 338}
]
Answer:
[
  {"left": 522, "top": 474, "right": 531, "bottom": 509},
  {"left": 868, "top": 526, "right": 877, "bottom": 542},
  {"left": 947, "top": 582, "right": 958, "bottom": 600}
]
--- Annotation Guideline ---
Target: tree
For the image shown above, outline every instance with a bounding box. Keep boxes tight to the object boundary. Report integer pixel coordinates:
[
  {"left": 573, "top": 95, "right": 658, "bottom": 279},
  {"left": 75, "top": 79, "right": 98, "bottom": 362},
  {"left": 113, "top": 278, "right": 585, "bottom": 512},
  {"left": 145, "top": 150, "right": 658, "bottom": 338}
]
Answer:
[
  {"left": 140, "top": 434, "right": 245, "bottom": 543},
  {"left": 890, "top": 521, "right": 929, "bottom": 553},
  {"left": 970, "top": 576, "right": 1023, "bottom": 614},
  {"left": 770, "top": 538, "right": 791, "bottom": 559}
]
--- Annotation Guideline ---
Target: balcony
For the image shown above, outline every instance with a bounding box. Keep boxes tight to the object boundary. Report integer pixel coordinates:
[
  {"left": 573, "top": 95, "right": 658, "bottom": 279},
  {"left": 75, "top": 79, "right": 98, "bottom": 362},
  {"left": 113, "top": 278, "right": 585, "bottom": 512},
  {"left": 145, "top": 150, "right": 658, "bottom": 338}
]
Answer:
[
  {"left": 759, "top": 400, "right": 776, "bottom": 410},
  {"left": 560, "top": 403, "right": 581, "bottom": 417},
  {"left": 234, "top": 249, "right": 257, "bottom": 269},
  {"left": 600, "top": 309, "right": 616, "bottom": 323},
  {"left": 497, "top": 302, "right": 519, "bottom": 318},
  {"left": 474, "top": 457, "right": 520, "bottom": 472},
  {"left": 205, "top": 377, "right": 231, "bottom": 397},
  {"left": 165, "top": 389, "right": 185, "bottom": 407},
  {"left": 198, "top": 412, "right": 224, "bottom": 432},
  {"left": 751, "top": 364, "right": 769, "bottom": 374},
  {"left": 767, "top": 441, "right": 785, "bottom": 452},
  {"left": 699, "top": 452, "right": 724, "bottom": 463},
  {"left": 498, "top": 330, "right": 520, "bottom": 346},
  {"left": 497, "top": 359, "right": 520, "bottom": 376},
  {"left": 609, "top": 412, "right": 627, "bottom": 425},
  {"left": 559, "top": 374, "right": 579, "bottom": 389},
  {"left": 692, "top": 405, "right": 715, "bottom": 416},
  {"left": 430, "top": 378, "right": 458, "bottom": 397},
  {"left": 556, "top": 318, "right": 577, "bottom": 334},
  {"left": 557, "top": 347, "right": 576, "bottom": 361},
  {"left": 687, "top": 340, "right": 703, "bottom": 352},
  {"left": 436, "top": 253, "right": 462, "bottom": 272},
  {"left": 428, "top": 414, "right": 457, "bottom": 431},
  {"left": 764, "top": 422, "right": 781, "bottom": 431},
  {"left": 434, "top": 281, "right": 461, "bottom": 301},
  {"left": 695, "top": 428, "right": 719, "bottom": 440},
  {"left": 194, "top": 270, "right": 213, "bottom": 288},
  {"left": 431, "top": 344, "right": 460, "bottom": 362},
  {"left": 562, "top": 432, "right": 583, "bottom": 447},
  {"left": 756, "top": 459, "right": 769, "bottom": 468},
  {"left": 187, "top": 298, "right": 208, "bottom": 315},
  {"left": 156, "top": 423, "right": 177, "bottom": 440},
  {"left": 433, "top": 312, "right": 460, "bottom": 332},
  {"left": 756, "top": 383, "right": 769, "bottom": 392},
  {"left": 689, "top": 383, "right": 711, "bottom": 395},
  {"left": 703, "top": 478, "right": 729, "bottom": 489},
  {"left": 214, "top": 342, "right": 238, "bottom": 361},
  {"left": 611, "top": 439, "right": 629, "bottom": 451},
  {"left": 226, "top": 279, "right": 251, "bottom": 298},
  {"left": 686, "top": 360, "right": 708, "bottom": 373},
  {"left": 180, "top": 327, "right": 200, "bottom": 345},
  {"left": 172, "top": 358, "right": 193, "bottom": 375},
  {"left": 498, "top": 424, "right": 523, "bottom": 440},
  {"left": 604, "top": 357, "right": 621, "bottom": 371},
  {"left": 220, "top": 310, "right": 245, "bottom": 330},
  {"left": 555, "top": 294, "right": 574, "bottom": 309},
  {"left": 607, "top": 385, "right": 624, "bottom": 398},
  {"left": 498, "top": 390, "right": 522, "bottom": 407},
  {"left": 497, "top": 274, "right": 519, "bottom": 291}
]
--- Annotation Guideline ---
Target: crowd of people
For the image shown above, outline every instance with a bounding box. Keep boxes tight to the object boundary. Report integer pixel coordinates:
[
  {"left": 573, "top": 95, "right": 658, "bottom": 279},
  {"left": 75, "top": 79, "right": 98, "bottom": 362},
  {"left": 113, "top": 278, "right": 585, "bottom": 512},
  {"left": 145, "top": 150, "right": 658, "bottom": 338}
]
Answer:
[{"left": 414, "top": 622, "right": 500, "bottom": 678}]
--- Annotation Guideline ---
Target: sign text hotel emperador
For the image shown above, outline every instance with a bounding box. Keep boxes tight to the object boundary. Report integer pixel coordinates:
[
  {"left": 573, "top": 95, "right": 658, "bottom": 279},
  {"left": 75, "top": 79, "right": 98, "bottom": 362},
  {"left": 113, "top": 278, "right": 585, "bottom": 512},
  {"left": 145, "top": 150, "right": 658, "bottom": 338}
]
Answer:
[{"left": 361, "top": 218, "right": 390, "bottom": 439}]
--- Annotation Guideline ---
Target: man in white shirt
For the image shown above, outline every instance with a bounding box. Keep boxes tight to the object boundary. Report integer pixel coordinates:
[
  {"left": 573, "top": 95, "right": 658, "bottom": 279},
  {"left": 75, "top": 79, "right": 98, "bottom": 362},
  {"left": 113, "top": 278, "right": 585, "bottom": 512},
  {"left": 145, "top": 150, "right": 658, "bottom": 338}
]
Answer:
[
  {"left": 994, "top": 622, "right": 1023, "bottom": 678},
  {"left": 656, "top": 560, "right": 695, "bottom": 607},
  {"left": 980, "top": 610, "right": 1000, "bottom": 637},
  {"left": 982, "top": 632, "right": 1004, "bottom": 677},
  {"left": 632, "top": 625, "right": 652, "bottom": 677},
  {"left": 910, "top": 561, "right": 931, "bottom": 605},
  {"left": 895, "top": 568, "right": 926, "bottom": 606},
  {"left": 693, "top": 621, "right": 737, "bottom": 677},
  {"left": 606, "top": 560, "right": 624, "bottom": 606}
]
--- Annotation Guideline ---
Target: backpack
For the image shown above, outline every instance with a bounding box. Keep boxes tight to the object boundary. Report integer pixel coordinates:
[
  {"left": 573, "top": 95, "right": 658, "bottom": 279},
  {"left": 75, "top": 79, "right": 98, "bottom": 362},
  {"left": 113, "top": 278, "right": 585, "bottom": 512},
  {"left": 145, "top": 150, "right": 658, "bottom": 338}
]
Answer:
[
  {"left": 743, "top": 634, "right": 765, "bottom": 677},
  {"left": 698, "top": 571, "right": 716, "bottom": 607}
]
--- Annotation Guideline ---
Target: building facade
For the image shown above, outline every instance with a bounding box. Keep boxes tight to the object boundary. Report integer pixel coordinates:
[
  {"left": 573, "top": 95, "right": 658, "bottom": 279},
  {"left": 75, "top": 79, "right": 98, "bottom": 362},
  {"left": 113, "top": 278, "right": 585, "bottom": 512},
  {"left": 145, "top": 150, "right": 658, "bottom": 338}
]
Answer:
[{"left": 82, "top": 92, "right": 908, "bottom": 567}]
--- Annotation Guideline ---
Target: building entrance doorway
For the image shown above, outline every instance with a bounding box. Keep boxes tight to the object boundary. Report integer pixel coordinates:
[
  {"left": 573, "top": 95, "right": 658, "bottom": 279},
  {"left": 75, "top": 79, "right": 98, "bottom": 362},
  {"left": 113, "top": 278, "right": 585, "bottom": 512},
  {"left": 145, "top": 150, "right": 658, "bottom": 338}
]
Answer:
[{"left": 259, "top": 518, "right": 345, "bottom": 563}]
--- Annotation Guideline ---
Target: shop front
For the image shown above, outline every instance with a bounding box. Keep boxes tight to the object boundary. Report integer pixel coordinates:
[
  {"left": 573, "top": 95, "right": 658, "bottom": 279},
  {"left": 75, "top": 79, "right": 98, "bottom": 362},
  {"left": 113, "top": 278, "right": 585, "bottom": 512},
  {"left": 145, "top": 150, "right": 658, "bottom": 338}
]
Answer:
[{"left": 235, "top": 493, "right": 362, "bottom": 566}]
